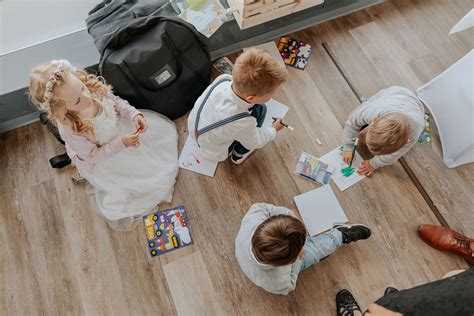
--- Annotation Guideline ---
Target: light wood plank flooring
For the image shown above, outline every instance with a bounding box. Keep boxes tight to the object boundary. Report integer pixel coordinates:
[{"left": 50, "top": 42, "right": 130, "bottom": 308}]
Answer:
[{"left": 1, "top": 0, "right": 472, "bottom": 314}]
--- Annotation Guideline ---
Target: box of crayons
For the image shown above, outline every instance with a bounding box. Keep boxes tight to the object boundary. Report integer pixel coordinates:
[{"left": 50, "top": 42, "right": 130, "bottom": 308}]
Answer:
[{"left": 295, "top": 152, "right": 333, "bottom": 185}]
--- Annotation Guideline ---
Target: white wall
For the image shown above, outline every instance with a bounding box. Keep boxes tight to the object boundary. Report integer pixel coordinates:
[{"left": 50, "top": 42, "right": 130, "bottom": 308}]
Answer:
[{"left": 0, "top": 1, "right": 100, "bottom": 94}]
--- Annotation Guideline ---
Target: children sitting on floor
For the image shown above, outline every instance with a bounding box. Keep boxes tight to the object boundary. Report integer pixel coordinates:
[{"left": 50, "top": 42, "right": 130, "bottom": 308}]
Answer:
[
  {"left": 187, "top": 48, "right": 287, "bottom": 165},
  {"left": 342, "top": 86, "right": 425, "bottom": 176},
  {"left": 235, "top": 203, "right": 371, "bottom": 295}
]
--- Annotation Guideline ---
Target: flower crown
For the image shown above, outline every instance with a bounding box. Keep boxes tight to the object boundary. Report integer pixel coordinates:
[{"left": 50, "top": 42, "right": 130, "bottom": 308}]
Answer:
[{"left": 41, "top": 59, "right": 76, "bottom": 112}]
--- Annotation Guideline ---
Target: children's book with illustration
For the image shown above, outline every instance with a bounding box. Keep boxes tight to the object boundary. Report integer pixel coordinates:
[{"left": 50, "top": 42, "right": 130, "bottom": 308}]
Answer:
[
  {"left": 277, "top": 36, "right": 313, "bottom": 70},
  {"left": 295, "top": 152, "right": 333, "bottom": 185},
  {"left": 143, "top": 205, "right": 193, "bottom": 257}
]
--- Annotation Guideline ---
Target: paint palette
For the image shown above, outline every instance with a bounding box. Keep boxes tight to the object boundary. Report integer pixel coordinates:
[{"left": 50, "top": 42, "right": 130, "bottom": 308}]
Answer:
[{"left": 143, "top": 205, "right": 193, "bottom": 257}]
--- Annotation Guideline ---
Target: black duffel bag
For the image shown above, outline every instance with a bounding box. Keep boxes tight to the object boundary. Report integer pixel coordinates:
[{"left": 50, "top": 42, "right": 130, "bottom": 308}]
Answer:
[{"left": 87, "top": 1, "right": 212, "bottom": 119}]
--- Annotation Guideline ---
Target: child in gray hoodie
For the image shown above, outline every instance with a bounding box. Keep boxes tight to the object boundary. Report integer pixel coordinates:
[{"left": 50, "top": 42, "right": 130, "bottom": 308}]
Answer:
[
  {"left": 235, "top": 203, "right": 371, "bottom": 295},
  {"left": 342, "top": 86, "right": 424, "bottom": 176}
]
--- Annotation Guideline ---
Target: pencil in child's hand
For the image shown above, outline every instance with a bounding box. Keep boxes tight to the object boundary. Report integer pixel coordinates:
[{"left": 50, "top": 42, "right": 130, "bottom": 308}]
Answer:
[
  {"left": 348, "top": 138, "right": 359, "bottom": 168},
  {"left": 271, "top": 117, "right": 295, "bottom": 131}
]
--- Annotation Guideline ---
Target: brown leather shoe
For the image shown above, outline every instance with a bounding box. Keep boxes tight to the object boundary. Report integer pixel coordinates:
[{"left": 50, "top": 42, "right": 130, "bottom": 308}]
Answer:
[{"left": 418, "top": 225, "right": 473, "bottom": 262}]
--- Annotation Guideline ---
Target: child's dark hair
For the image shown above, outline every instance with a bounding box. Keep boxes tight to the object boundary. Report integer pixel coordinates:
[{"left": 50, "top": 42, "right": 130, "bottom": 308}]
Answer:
[{"left": 252, "top": 214, "right": 306, "bottom": 266}]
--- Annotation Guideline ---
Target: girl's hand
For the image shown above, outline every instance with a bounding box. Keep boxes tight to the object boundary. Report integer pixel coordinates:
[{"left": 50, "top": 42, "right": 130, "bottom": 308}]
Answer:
[
  {"left": 134, "top": 115, "right": 148, "bottom": 133},
  {"left": 357, "top": 160, "right": 374, "bottom": 176},
  {"left": 122, "top": 133, "right": 140, "bottom": 148}
]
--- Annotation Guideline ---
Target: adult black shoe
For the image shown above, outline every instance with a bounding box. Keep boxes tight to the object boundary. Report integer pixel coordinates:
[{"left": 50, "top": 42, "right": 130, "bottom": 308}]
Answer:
[
  {"left": 384, "top": 287, "right": 399, "bottom": 296},
  {"left": 334, "top": 223, "right": 372, "bottom": 244},
  {"left": 336, "top": 289, "right": 361, "bottom": 316}
]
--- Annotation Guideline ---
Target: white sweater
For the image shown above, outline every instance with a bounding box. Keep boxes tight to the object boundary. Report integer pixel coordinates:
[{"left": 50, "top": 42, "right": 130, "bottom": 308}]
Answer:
[
  {"left": 342, "top": 86, "right": 425, "bottom": 169},
  {"left": 235, "top": 203, "right": 303, "bottom": 295},
  {"left": 187, "top": 74, "right": 276, "bottom": 162}
]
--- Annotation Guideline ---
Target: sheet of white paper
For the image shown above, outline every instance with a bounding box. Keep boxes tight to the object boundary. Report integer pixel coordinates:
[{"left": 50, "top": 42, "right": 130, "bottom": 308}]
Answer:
[
  {"left": 179, "top": 136, "right": 218, "bottom": 177},
  {"left": 319, "top": 147, "right": 365, "bottom": 191},
  {"left": 262, "top": 99, "right": 289, "bottom": 129},
  {"left": 244, "top": 41, "right": 286, "bottom": 68},
  {"left": 294, "top": 185, "right": 348, "bottom": 236},
  {"left": 449, "top": 9, "right": 474, "bottom": 35}
]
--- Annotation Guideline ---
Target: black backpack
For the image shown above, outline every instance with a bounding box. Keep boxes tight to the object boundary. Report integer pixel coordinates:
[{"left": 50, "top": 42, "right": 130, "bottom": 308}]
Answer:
[{"left": 87, "top": 1, "right": 212, "bottom": 119}]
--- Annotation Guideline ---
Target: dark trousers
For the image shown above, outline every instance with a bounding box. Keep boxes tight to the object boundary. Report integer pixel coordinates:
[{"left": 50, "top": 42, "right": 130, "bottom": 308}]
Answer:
[
  {"left": 228, "top": 104, "right": 267, "bottom": 157},
  {"left": 369, "top": 268, "right": 474, "bottom": 316}
]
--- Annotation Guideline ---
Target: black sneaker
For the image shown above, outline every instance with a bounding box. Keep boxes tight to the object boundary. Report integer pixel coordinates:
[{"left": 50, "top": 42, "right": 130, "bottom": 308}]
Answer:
[
  {"left": 334, "top": 223, "right": 371, "bottom": 244},
  {"left": 384, "top": 286, "right": 399, "bottom": 296},
  {"left": 336, "top": 289, "right": 361, "bottom": 316}
]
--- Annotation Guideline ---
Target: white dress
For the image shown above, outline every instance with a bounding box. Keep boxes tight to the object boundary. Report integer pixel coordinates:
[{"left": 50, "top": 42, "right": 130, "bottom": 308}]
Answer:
[{"left": 81, "top": 99, "right": 179, "bottom": 230}]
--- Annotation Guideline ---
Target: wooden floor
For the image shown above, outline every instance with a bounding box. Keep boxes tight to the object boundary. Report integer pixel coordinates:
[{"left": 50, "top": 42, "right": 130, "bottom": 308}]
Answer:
[{"left": 1, "top": 0, "right": 472, "bottom": 314}]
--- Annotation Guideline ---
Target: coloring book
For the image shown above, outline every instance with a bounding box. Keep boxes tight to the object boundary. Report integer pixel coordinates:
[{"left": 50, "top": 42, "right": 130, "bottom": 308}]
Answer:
[{"left": 143, "top": 205, "right": 193, "bottom": 257}]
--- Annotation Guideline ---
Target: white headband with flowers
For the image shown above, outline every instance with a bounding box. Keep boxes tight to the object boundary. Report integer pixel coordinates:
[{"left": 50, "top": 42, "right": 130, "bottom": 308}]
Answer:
[{"left": 41, "top": 59, "right": 76, "bottom": 112}]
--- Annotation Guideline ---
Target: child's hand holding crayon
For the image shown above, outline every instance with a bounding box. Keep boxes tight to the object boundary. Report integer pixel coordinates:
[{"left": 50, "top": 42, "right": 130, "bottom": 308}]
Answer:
[{"left": 134, "top": 114, "right": 148, "bottom": 134}]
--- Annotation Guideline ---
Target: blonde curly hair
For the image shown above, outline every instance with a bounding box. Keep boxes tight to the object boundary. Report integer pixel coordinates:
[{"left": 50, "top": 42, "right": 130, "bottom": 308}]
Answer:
[
  {"left": 29, "top": 61, "right": 111, "bottom": 136},
  {"left": 366, "top": 113, "right": 411, "bottom": 155}
]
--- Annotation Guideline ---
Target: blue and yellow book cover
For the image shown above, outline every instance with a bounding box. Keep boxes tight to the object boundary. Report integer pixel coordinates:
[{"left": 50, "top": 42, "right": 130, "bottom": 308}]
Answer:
[{"left": 143, "top": 205, "right": 193, "bottom": 257}]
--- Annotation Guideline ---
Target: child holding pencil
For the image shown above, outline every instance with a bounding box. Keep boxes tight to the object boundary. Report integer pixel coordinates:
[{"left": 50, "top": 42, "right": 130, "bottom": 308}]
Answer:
[
  {"left": 188, "top": 49, "right": 288, "bottom": 165},
  {"left": 342, "top": 86, "right": 425, "bottom": 176}
]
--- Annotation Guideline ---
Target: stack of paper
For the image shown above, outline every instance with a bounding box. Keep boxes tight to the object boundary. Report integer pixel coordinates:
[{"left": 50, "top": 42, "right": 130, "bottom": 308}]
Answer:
[{"left": 294, "top": 185, "right": 348, "bottom": 236}]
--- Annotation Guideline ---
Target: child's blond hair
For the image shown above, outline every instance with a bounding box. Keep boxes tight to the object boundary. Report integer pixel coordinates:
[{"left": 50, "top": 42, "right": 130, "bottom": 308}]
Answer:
[
  {"left": 29, "top": 63, "right": 111, "bottom": 135},
  {"left": 366, "top": 113, "right": 411, "bottom": 155},
  {"left": 232, "top": 48, "right": 288, "bottom": 96},
  {"left": 252, "top": 214, "right": 306, "bottom": 266}
]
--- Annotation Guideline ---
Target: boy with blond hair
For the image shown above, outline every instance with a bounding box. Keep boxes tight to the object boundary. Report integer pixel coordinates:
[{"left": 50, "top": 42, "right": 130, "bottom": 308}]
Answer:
[
  {"left": 235, "top": 203, "right": 371, "bottom": 295},
  {"left": 342, "top": 86, "right": 425, "bottom": 176},
  {"left": 188, "top": 48, "right": 287, "bottom": 164}
]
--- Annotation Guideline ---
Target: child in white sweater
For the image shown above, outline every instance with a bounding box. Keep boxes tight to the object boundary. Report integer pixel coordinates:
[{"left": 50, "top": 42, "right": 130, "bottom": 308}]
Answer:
[
  {"left": 342, "top": 86, "right": 424, "bottom": 176},
  {"left": 187, "top": 48, "right": 287, "bottom": 164}
]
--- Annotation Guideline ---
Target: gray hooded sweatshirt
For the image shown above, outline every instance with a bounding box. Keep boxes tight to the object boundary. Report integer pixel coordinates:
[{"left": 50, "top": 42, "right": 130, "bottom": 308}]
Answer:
[
  {"left": 342, "top": 86, "right": 425, "bottom": 169},
  {"left": 235, "top": 203, "right": 302, "bottom": 295}
]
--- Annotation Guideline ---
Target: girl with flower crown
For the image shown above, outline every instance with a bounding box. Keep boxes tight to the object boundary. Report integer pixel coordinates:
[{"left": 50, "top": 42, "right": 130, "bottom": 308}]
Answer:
[{"left": 29, "top": 60, "right": 179, "bottom": 230}]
